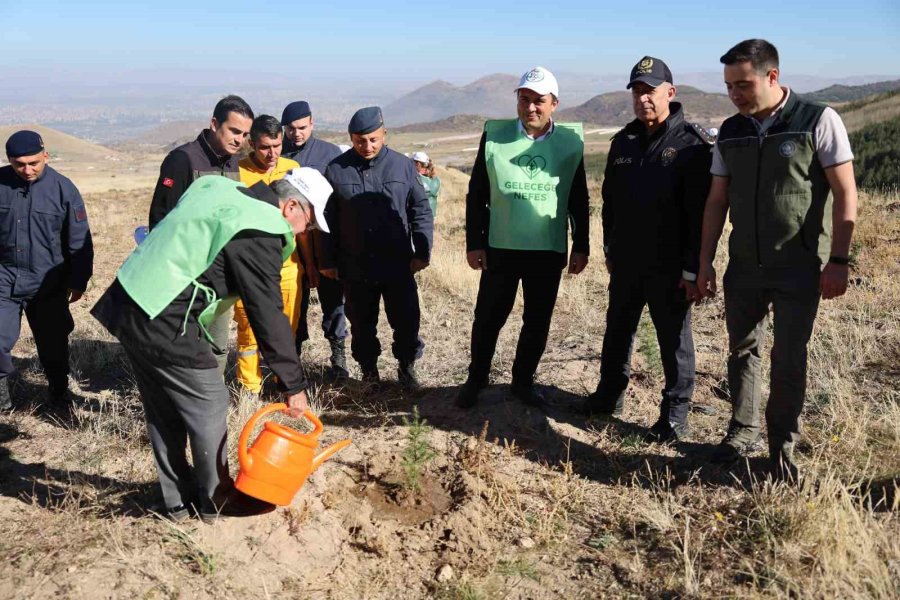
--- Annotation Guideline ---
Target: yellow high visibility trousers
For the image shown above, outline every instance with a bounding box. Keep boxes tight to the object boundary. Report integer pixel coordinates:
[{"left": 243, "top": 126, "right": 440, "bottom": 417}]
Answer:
[{"left": 234, "top": 250, "right": 302, "bottom": 393}]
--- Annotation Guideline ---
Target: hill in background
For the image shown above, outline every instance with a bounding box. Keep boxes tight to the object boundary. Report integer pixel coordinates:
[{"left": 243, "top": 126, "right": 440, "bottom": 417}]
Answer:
[
  {"left": 805, "top": 80, "right": 900, "bottom": 104},
  {"left": 384, "top": 74, "right": 519, "bottom": 126},
  {"left": 0, "top": 124, "right": 123, "bottom": 165},
  {"left": 394, "top": 115, "right": 488, "bottom": 135}
]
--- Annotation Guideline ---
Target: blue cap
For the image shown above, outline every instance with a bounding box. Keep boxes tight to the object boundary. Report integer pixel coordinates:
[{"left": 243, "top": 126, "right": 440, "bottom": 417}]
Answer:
[
  {"left": 281, "top": 101, "right": 312, "bottom": 125},
  {"left": 348, "top": 106, "right": 384, "bottom": 135},
  {"left": 5, "top": 130, "right": 45, "bottom": 158}
]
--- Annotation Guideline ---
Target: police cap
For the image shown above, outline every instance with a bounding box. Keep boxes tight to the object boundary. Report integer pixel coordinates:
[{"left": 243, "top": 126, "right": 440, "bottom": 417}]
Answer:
[
  {"left": 5, "top": 130, "right": 45, "bottom": 158},
  {"left": 626, "top": 56, "right": 673, "bottom": 89},
  {"left": 348, "top": 106, "right": 384, "bottom": 135},
  {"left": 281, "top": 101, "right": 312, "bottom": 125}
]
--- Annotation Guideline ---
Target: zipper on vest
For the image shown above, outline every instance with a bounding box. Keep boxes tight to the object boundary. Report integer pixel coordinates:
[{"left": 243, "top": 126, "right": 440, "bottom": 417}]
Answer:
[{"left": 754, "top": 136, "right": 764, "bottom": 267}]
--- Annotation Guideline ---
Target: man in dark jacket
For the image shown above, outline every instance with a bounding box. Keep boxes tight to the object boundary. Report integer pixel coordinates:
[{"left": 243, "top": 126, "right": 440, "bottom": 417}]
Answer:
[
  {"left": 585, "top": 57, "right": 713, "bottom": 443},
  {"left": 281, "top": 100, "right": 348, "bottom": 377},
  {"left": 92, "top": 174, "right": 328, "bottom": 520},
  {"left": 322, "top": 106, "right": 433, "bottom": 388},
  {"left": 0, "top": 131, "right": 94, "bottom": 411},
  {"left": 458, "top": 66, "right": 590, "bottom": 409},
  {"left": 146, "top": 95, "right": 253, "bottom": 376}
]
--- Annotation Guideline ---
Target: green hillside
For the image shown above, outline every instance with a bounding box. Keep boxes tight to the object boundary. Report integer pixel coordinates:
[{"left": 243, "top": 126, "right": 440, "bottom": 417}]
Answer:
[{"left": 849, "top": 115, "right": 900, "bottom": 190}]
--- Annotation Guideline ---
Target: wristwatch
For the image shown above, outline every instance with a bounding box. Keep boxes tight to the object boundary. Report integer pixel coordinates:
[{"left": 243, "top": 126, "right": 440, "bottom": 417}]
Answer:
[{"left": 828, "top": 255, "right": 850, "bottom": 266}]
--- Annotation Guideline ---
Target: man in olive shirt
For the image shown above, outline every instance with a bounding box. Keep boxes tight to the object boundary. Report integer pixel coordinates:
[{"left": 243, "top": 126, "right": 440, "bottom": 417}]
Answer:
[{"left": 697, "top": 39, "right": 857, "bottom": 480}]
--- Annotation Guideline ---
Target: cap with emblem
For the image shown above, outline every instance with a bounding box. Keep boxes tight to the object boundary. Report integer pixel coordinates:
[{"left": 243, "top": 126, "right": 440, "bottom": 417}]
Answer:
[
  {"left": 515, "top": 66, "right": 559, "bottom": 98},
  {"left": 410, "top": 151, "right": 430, "bottom": 164},
  {"left": 348, "top": 106, "right": 384, "bottom": 135},
  {"left": 282, "top": 167, "right": 333, "bottom": 233},
  {"left": 626, "top": 56, "right": 673, "bottom": 89},
  {"left": 281, "top": 101, "right": 312, "bottom": 125},
  {"left": 5, "top": 130, "right": 45, "bottom": 158}
]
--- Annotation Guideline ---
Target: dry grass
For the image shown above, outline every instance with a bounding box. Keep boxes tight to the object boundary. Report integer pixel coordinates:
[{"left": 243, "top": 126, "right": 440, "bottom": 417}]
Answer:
[{"left": 0, "top": 169, "right": 897, "bottom": 599}]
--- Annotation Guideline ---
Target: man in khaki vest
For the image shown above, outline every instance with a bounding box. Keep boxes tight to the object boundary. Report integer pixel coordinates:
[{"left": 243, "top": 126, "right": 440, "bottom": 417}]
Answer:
[
  {"left": 697, "top": 39, "right": 857, "bottom": 480},
  {"left": 458, "top": 66, "right": 590, "bottom": 409}
]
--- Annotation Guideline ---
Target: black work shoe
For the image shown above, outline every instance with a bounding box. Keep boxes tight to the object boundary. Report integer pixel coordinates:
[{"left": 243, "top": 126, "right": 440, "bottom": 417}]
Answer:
[
  {"left": 711, "top": 430, "right": 763, "bottom": 464},
  {"left": 397, "top": 362, "right": 421, "bottom": 391},
  {"left": 149, "top": 501, "right": 192, "bottom": 523},
  {"left": 582, "top": 391, "right": 623, "bottom": 418},
  {"left": 510, "top": 382, "right": 544, "bottom": 407},
  {"left": 0, "top": 377, "right": 12, "bottom": 412},
  {"left": 327, "top": 339, "right": 350, "bottom": 380},
  {"left": 644, "top": 419, "right": 691, "bottom": 444},
  {"left": 456, "top": 379, "right": 485, "bottom": 409}
]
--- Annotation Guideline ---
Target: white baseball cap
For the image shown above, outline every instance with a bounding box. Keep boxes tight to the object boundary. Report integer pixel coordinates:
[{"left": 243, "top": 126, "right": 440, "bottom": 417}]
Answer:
[
  {"left": 410, "top": 151, "right": 430, "bottom": 164},
  {"left": 282, "top": 167, "right": 333, "bottom": 233},
  {"left": 515, "top": 66, "right": 559, "bottom": 98}
]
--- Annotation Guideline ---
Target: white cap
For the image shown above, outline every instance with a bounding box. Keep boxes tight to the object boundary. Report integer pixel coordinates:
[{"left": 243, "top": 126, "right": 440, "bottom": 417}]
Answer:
[
  {"left": 515, "top": 66, "right": 558, "bottom": 98},
  {"left": 410, "top": 151, "right": 430, "bottom": 164},
  {"left": 282, "top": 167, "right": 333, "bottom": 233}
]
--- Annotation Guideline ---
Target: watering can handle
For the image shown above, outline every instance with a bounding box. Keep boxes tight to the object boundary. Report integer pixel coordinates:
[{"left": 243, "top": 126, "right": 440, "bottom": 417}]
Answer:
[{"left": 237, "top": 404, "right": 324, "bottom": 470}]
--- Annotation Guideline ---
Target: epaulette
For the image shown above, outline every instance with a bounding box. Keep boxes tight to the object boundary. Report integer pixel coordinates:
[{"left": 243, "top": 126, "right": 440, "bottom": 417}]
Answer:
[
  {"left": 609, "top": 127, "right": 627, "bottom": 142},
  {"left": 687, "top": 122, "right": 716, "bottom": 144}
]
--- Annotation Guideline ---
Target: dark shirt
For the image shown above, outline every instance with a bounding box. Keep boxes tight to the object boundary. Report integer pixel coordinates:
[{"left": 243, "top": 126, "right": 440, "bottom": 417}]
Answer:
[
  {"left": 601, "top": 103, "right": 713, "bottom": 276},
  {"left": 322, "top": 146, "right": 433, "bottom": 281},
  {"left": 283, "top": 136, "right": 342, "bottom": 175},
  {"left": 465, "top": 128, "right": 590, "bottom": 272},
  {"left": 0, "top": 165, "right": 93, "bottom": 298},
  {"left": 148, "top": 130, "right": 240, "bottom": 229},
  {"left": 91, "top": 230, "right": 306, "bottom": 394}
]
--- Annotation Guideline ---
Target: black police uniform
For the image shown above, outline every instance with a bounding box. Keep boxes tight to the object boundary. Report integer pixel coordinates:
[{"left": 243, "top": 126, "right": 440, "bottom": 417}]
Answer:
[
  {"left": 0, "top": 164, "right": 93, "bottom": 398},
  {"left": 590, "top": 102, "right": 713, "bottom": 427},
  {"left": 283, "top": 136, "right": 348, "bottom": 355},
  {"left": 321, "top": 145, "right": 433, "bottom": 375}
]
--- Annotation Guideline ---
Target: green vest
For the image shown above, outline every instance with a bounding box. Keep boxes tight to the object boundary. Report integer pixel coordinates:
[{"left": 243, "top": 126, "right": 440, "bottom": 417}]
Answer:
[
  {"left": 484, "top": 119, "right": 584, "bottom": 252},
  {"left": 117, "top": 175, "right": 295, "bottom": 343},
  {"left": 418, "top": 174, "right": 441, "bottom": 217},
  {"left": 718, "top": 93, "right": 831, "bottom": 269}
]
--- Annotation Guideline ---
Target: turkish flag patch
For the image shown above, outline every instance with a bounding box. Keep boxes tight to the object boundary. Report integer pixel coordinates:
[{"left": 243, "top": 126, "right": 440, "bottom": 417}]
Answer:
[
  {"left": 162, "top": 177, "right": 174, "bottom": 188},
  {"left": 75, "top": 206, "right": 87, "bottom": 222}
]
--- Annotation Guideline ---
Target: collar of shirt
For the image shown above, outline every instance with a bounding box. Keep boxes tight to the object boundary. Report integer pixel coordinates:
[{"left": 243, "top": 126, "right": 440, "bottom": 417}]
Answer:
[
  {"left": 199, "top": 129, "right": 230, "bottom": 166},
  {"left": 350, "top": 145, "right": 387, "bottom": 168},
  {"left": 746, "top": 87, "right": 790, "bottom": 136},
  {"left": 517, "top": 119, "right": 555, "bottom": 141}
]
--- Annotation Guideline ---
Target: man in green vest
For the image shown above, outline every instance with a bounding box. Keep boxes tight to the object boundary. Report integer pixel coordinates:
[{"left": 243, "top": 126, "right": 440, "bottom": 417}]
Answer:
[
  {"left": 697, "top": 39, "right": 858, "bottom": 480},
  {"left": 458, "top": 66, "right": 590, "bottom": 408},
  {"left": 91, "top": 171, "right": 332, "bottom": 520}
]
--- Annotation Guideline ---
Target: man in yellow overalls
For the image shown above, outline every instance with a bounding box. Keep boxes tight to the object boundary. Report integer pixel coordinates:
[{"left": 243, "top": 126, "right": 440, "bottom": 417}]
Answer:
[{"left": 236, "top": 115, "right": 317, "bottom": 397}]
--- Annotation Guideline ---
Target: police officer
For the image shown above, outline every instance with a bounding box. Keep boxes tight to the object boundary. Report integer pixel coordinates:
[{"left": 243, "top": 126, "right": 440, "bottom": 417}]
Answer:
[
  {"left": 92, "top": 174, "right": 326, "bottom": 520},
  {"left": 458, "top": 66, "right": 590, "bottom": 408},
  {"left": 697, "top": 40, "right": 857, "bottom": 480},
  {"left": 322, "top": 107, "right": 433, "bottom": 388},
  {"left": 584, "top": 57, "right": 714, "bottom": 443},
  {"left": 0, "top": 131, "right": 93, "bottom": 411},
  {"left": 281, "top": 100, "right": 349, "bottom": 377},
  {"left": 147, "top": 95, "right": 254, "bottom": 376}
]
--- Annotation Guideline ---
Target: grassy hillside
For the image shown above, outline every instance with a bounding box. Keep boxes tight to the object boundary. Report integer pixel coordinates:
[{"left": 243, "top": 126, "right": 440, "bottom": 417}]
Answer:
[
  {"left": 849, "top": 115, "right": 900, "bottom": 190},
  {"left": 837, "top": 91, "right": 900, "bottom": 133},
  {"left": 807, "top": 80, "right": 900, "bottom": 103},
  {"left": 0, "top": 162, "right": 897, "bottom": 598},
  {"left": 558, "top": 86, "right": 733, "bottom": 128}
]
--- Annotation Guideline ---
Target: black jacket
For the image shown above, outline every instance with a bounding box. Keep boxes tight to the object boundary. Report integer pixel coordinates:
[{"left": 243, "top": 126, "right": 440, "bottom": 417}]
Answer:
[
  {"left": 283, "top": 136, "right": 342, "bottom": 175},
  {"left": 465, "top": 129, "right": 590, "bottom": 272},
  {"left": 322, "top": 146, "right": 433, "bottom": 281},
  {"left": 602, "top": 103, "right": 713, "bottom": 276},
  {"left": 92, "top": 193, "right": 306, "bottom": 394},
  {"left": 148, "top": 131, "right": 240, "bottom": 230}
]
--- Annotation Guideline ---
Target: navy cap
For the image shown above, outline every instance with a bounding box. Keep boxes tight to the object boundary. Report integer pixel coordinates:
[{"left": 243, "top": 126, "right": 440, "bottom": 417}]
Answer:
[
  {"left": 626, "top": 56, "right": 674, "bottom": 89},
  {"left": 281, "top": 101, "right": 312, "bottom": 126},
  {"left": 5, "top": 130, "right": 45, "bottom": 158},
  {"left": 348, "top": 106, "right": 384, "bottom": 135}
]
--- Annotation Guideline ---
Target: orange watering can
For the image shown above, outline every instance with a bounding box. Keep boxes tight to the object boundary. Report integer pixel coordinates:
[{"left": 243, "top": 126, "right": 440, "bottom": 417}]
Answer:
[{"left": 235, "top": 403, "right": 351, "bottom": 506}]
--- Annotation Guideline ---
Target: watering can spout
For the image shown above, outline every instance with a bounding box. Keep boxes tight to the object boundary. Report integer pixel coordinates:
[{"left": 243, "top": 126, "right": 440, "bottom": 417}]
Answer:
[{"left": 312, "top": 439, "right": 352, "bottom": 472}]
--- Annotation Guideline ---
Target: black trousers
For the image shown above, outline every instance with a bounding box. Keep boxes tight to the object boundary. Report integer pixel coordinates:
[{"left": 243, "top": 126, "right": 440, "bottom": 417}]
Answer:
[
  {"left": 467, "top": 266, "right": 563, "bottom": 386},
  {"left": 0, "top": 289, "right": 73, "bottom": 387},
  {"left": 296, "top": 274, "right": 347, "bottom": 352},
  {"left": 595, "top": 269, "right": 695, "bottom": 423},
  {"left": 343, "top": 273, "right": 424, "bottom": 367}
]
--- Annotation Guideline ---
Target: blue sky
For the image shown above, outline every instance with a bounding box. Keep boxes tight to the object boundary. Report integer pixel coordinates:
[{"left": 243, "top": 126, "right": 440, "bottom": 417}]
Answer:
[{"left": 2, "top": 0, "right": 898, "bottom": 83}]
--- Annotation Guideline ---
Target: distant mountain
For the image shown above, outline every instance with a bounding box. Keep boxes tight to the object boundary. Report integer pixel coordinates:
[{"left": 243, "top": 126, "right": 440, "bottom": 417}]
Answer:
[
  {"left": 0, "top": 124, "right": 122, "bottom": 165},
  {"left": 394, "top": 114, "right": 487, "bottom": 134},
  {"left": 557, "top": 86, "right": 734, "bottom": 128},
  {"left": 384, "top": 74, "right": 519, "bottom": 126},
  {"left": 805, "top": 80, "right": 900, "bottom": 103}
]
